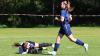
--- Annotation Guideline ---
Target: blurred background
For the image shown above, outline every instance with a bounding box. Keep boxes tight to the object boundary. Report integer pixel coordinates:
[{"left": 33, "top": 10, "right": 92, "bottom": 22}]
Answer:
[{"left": 0, "top": 0, "right": 100, "bottom": 28}]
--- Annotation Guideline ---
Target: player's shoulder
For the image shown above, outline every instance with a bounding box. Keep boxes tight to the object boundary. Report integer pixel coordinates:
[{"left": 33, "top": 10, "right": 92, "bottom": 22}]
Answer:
[
  {"left": 61, "top": 9, "right": 68, "bottom": 14},
  {"left": 61, "top": 9, "right": 66, "bottom": 12}
]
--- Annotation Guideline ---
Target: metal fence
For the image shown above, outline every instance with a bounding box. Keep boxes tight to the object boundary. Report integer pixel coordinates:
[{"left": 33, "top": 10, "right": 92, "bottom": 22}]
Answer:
[{"left": 0, "top": 14, "right": 100, "bottom": 28}]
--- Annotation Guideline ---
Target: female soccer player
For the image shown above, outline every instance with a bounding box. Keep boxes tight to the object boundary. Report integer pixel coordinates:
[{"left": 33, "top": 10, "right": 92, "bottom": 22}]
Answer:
[
  {"left": 14, "top": 41, "right": 53, "bottom": 54},
  {"left": 48, "top": 0, "right": 88, "bottom": 56}
]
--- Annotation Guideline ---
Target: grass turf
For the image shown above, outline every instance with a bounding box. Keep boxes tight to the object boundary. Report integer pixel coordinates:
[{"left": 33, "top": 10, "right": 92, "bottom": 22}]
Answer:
[{"left": 0, "top": 27, "right": 100, "bottom": 56}]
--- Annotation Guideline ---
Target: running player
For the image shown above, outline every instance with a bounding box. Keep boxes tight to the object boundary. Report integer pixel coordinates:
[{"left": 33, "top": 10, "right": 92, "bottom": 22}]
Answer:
[{"left": 48, "top": 0, "right": 88, "bottom": 56}]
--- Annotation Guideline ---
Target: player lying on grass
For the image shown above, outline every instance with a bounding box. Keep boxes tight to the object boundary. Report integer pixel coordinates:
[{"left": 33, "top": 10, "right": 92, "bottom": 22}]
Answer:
[{"left": 14, "top": 41, "right": 53, "bottom": 54}]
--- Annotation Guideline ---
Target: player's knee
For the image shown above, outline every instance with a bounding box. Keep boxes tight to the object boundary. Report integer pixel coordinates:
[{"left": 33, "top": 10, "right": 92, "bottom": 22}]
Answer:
[
  {"left": 68, "top": 34, "right": 77, "bottom": 42},
  {"left": 56, "top": 37, "right": 61, "bottom": 44}
]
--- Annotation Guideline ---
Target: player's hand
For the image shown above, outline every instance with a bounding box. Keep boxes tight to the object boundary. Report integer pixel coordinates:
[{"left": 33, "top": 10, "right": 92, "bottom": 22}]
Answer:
[
  {"left": 22, "top": 52, "right": 27, "bottom": 54},
  {"left": 68, "top": 14, "right": 72, "bottom": 22},
  {"left": 55, "top": 17, "right": 59, "bottom": 20}
]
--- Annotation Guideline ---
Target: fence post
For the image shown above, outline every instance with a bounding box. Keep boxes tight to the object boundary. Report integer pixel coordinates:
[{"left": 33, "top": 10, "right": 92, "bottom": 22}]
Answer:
[{"left": 52, "top": 0, "right": 55, "bottom": 25}]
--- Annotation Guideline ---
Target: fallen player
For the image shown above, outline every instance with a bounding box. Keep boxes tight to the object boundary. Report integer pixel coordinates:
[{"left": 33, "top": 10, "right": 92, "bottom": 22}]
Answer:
[{"left": 14, "top": 41, "right": 54, "bottom": 54}]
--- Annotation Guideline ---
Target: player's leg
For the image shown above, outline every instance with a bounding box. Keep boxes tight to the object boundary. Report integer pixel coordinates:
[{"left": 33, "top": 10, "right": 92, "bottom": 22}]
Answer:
[
  {"left": 68, "top": 34, "right": 84, "bottom": 45},
  {"left": 48, "top": 33, "right": 64, "bottom": 56},
  {"left": 34, "top": 42, "right": 40, "bottom": 48},
  {"left": 64, "top": 24, "right": 84, "bottom": 46},
  {"left": 54, "top": 33, "right": 64, "bottom": 51},
  {"left": 67, "top": 34, "right": 88, "bottom": 51},
  {"left": 64, "top": 24, "right": 88, "bottom": 51},
  {"left": 39, "top": 43, "right": 52, "bottom": 47}
]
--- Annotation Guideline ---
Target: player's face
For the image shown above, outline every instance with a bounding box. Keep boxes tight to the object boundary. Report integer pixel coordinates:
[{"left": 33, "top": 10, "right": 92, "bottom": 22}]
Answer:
[
  {"left": 61, "top": 1, "right": 67, "bottom": 9},
  {"left": 23, "top": 42, "right": 28, "bottom": 48}
]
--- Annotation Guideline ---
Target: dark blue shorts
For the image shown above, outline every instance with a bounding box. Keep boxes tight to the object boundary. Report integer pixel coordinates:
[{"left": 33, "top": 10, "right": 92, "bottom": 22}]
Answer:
[{"left": 59, "top": 24, "right": 72, "bottom": 36}]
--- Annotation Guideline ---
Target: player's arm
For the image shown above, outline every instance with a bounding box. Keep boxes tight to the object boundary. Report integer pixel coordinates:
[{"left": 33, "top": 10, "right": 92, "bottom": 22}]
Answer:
[
  {"left": 22, "top": 42, "right": 30, "bottom": 54},
  {"left": 55, "top": 16, "right": 64, "bottom": 22},
  {"left": 55, "top": 9, "right": 66, "bottom": 22},
  {"left": 22, "top": 49, "right": 28, "bottom": 54},
  {"left": 34, "top": 42, "right": 39, "bottom": 48}
]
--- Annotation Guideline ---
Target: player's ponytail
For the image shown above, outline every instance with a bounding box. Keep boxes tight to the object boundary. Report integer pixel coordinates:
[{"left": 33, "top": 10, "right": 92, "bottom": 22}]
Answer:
[
  {"left": 67, "top": 0, "right": 75, "bottom": 12},
  {"left": 13, "top": 42, "right": 21, "bottom": 47}
]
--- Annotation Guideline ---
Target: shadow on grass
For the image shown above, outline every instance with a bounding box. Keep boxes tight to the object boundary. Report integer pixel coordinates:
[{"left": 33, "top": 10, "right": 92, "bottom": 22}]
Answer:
[
  {"left": 15, "top": 52, "right": 20, "bottom": 54},
  {"left": 15, "top": 52, "right": 52, "bottom": 55},
  {"left": 42, "top": 53, "right": 51, "bottom": 55}
]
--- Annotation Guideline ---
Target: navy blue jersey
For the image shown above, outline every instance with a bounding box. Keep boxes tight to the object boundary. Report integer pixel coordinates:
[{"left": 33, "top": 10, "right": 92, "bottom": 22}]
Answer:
[
  {"left": 27, "top": 41, "right": 35, "bottom": 48},
  {"left": 59, "top": 9, "right": 72, "bottom": 36},
  {"left": 60, "top": 9, "right": 70, "bottom": 27},
  {"left": 19, "top": 41, "right": 35, "bottom": 54}
]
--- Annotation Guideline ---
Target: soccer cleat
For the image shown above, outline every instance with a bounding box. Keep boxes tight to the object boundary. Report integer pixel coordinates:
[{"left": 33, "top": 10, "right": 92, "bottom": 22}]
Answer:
[
  {"left": 83, "top": 44, "right": 88, "bottom": 52},
  {"left": 48, "top": 51, "right": 56, "bottom": 56},
  {"left": 52, "top": 44, "right": 55, "bottom": 48},
  {"left": 42, "top": 47, "right": 47, "bottom": 50}
]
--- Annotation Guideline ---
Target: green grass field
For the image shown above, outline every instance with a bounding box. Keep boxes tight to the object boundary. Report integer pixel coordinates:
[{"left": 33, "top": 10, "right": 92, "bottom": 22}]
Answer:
[{"left": 0, "top": 27, "right": 100, "bottom": 56}]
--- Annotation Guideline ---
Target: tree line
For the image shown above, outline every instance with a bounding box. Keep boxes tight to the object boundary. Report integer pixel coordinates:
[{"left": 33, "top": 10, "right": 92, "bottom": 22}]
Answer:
[{"left": 0, "top": 0, "right": 100, "bottom": 14}]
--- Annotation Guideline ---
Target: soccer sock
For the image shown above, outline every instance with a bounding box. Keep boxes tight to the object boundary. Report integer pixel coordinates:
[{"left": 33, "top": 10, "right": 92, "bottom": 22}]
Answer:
[
  {"left": 75, "top": 39, "right": 84, "bottom": 46},
  {"left": 39, "top": 43, "right": 52, "bottom": 47},
  {"left": 54, "top": 43, "right": 60, "bottom": 51}
]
